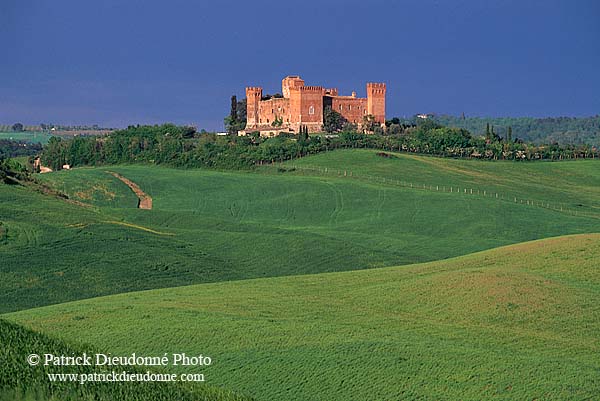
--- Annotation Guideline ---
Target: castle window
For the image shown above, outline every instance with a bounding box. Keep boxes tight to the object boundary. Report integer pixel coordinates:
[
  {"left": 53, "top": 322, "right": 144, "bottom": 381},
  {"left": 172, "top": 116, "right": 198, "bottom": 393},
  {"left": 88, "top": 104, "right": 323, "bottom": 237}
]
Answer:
[
  {"left": 363, "top": 110, "right": 367, "bottom": 114},
  {"left": 309, "top": 105, "right": 314, "bottom": 115},
  {"left": 339, "top": 105, "right": 343, "bottom": 111},
  {"left": 348, "top": 105, "right": 351, "bottom": 111}
]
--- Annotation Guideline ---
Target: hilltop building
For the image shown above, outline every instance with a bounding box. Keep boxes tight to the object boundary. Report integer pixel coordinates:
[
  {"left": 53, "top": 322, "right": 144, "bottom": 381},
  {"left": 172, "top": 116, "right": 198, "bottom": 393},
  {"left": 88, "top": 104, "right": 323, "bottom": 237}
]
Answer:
[{"left": 239, "top": 76, "right": 386, "bottom": 136}]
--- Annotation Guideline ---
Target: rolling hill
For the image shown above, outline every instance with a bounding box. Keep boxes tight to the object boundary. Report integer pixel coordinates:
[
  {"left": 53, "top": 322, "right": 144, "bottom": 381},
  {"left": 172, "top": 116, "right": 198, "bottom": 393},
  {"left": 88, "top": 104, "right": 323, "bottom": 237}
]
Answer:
[
  {"left": 276, "top": 149, "right": 600, "bottom": 218},
  {"left": 2, "top": 150, "right": 599, "bottom": 313},
  {"left": 7, "top": 233, "right": 600, "bottom": 400}
]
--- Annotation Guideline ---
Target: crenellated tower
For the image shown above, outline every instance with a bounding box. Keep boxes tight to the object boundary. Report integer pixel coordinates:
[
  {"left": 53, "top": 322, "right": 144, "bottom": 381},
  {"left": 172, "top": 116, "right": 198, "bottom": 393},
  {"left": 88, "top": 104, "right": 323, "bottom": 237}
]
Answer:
[
  {"left": 245, "top": 86, "right": 263, "bottom": 128},
  {"left": 366, "top": 83, "right": 386, "bottom": 124},
  {"left": 282, "top": 76, "right": 304, "bottom": 98}
]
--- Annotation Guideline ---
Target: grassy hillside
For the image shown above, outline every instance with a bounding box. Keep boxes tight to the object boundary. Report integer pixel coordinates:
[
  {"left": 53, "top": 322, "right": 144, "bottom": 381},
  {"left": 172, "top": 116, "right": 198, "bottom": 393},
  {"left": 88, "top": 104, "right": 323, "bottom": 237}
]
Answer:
[
  {"left": 277, "top": 149, "right": 600, "bottom": 218},
  {"left": 7, "top": 234, "right": 600, "bottom": 400},
  {"left": 37, "top": 167, "right": 139, "bottom": 208},
  {"left": 9, "top": 156, "right": 31, "bottom": 168},
  {"left": 2, "top": 152, "right": 599, "bottom": 313},
  {"left": 0, "top": 319, "right": 249, "bottom": 401}
]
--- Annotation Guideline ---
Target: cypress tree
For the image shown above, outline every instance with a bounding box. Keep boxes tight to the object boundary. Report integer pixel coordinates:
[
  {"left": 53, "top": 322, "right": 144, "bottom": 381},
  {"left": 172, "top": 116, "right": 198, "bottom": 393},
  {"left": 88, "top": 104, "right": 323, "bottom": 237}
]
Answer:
[
  {"left": 228, "top": 95, "right": 238, "bottom": 135},
  {"left": 230, "top": 95, "right": 237, "bottom": 121}
]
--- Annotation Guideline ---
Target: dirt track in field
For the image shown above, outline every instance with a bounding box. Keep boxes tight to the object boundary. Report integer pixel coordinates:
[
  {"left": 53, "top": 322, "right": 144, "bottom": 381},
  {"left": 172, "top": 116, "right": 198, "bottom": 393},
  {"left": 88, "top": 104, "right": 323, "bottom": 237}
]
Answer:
[{"left": 107, "top": 171, "right": 153, "bottom": 209}]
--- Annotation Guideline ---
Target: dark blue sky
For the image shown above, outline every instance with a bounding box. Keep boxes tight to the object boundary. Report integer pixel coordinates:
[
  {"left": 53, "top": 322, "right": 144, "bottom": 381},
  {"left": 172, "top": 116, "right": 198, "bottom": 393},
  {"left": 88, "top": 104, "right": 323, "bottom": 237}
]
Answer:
[{"left": 1, "top": 0, "right": 599, "bottom": 130}]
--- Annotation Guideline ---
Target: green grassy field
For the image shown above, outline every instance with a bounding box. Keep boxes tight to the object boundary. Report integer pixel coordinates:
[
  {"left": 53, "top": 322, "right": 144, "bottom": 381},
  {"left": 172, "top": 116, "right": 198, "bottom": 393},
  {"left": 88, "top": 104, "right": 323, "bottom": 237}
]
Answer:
[
  {"left": 37, "top": 167, "right": 139, "bottom": 208},
  {"left": 275, "top": 149, "right": 600, "bottom": 218},
  {"left": 0, "top": 319, "right": 250, "bottom": 401},
  {"left": 9, "top": 156, "right": 30, "bottom": 167},
  {"left": 0, "top": 131, "right": 53, "bottom": 144},
  {"left": 2, "top": 153, "right": 599, "bottom": 314},
  {"left": 2, "top": 150, "right": 599, "bottom": 399},
  {"left": 7, "top": 234, "right": 600, "bottom": 400}
]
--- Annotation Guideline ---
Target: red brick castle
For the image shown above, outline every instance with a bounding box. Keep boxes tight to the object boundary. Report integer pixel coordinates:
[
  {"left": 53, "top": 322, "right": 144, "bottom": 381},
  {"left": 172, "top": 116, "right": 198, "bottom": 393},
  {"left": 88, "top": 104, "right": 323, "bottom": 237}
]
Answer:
[{"left": 240, "top": 76, "right": 386, "bottom": 136}]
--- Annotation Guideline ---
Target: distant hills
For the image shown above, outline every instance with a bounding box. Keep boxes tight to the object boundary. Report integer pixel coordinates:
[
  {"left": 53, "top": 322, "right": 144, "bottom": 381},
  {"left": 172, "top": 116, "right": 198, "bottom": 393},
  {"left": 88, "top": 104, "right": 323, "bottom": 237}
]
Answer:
[{"left": 400, "top": 115, "right": 600, "bottom": 146}]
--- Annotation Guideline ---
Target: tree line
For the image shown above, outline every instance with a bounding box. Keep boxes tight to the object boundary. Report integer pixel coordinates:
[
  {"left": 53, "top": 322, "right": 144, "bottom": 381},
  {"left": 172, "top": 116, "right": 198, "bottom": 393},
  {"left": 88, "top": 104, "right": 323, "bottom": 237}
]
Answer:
[
  {"left": 38, "top": 121, "right": 600, "bottom": 172},
  {"left": 0, "top": 140, "right": 43, "bottom": 159},
  {"left": 406, "top": 115, "right": 600, "bottom": 146}
]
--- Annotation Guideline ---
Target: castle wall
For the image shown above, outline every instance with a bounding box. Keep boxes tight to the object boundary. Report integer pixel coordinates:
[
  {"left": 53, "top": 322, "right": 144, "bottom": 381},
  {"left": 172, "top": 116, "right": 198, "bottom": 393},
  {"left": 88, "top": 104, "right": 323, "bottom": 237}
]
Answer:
[
  {"left": 257, "top": 97, "right": 291, "bottom": 125},
  {"left": 298, "top": 86, "right": 324, "bottom": 125},
  {"left": 331, "top": 97, "right": 368, "bottom": 125}
]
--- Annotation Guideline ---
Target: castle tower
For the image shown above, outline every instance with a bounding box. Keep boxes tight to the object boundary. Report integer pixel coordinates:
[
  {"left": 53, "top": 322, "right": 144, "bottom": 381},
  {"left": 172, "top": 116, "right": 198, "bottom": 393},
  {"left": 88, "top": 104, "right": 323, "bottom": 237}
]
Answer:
[
  {"left": 367, "top": 83, "right": 386, "bottom": 124},
  {"left": 282, "top": 76, "right": 304, "bottom": 98},
  {"left": 245, "top": 86, "right": 262, "bottom": 128}
]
